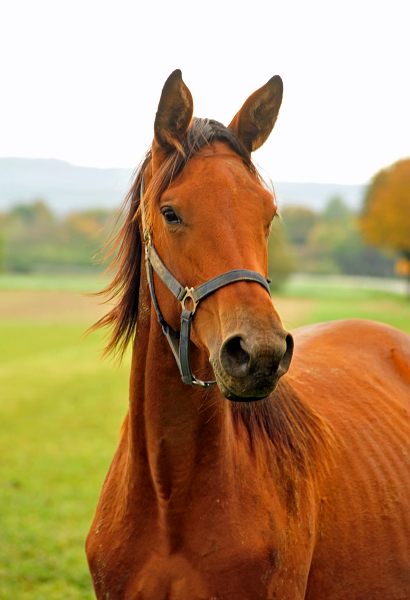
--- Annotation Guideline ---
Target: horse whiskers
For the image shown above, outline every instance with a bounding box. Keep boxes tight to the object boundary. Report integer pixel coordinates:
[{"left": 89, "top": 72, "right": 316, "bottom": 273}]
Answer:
[
  {"left": 197, "top": 392, "right": 220, "bottom": 415},
  {"left": 204, "top": 405, "right": 220, "bottom": 425}
]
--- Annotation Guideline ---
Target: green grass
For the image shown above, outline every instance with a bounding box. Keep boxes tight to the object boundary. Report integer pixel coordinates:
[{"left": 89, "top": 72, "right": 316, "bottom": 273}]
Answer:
[
  {"left": 308, "top": 297, "right": 410, "bottom": 333},
  {"left": 0, "top": 322, "right": 130, "bottom": 599},
  {"left": 0, "top": 273, "right": 409, "bottom": 599},
  {"left": 0, "top": 273, "right": 106, "bottom": 293},
  {"left": 278, "top": 279, "right": 410, "bottom": 334}
]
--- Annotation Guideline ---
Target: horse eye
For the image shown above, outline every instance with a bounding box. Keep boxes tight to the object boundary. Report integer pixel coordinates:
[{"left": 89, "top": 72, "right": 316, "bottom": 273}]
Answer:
[{"left": 161, "top": 208, "right": 181, "bottom": 225}]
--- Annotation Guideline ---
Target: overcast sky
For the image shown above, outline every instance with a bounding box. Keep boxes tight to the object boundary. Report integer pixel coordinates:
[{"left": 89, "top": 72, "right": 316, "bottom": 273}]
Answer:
[{"left": 1, "top": 0, "right": 409, "bottom": 184}]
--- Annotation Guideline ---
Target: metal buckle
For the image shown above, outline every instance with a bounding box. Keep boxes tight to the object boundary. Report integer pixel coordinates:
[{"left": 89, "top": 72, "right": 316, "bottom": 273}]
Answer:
[
  {"left": 180, "top": 287, "right": 199, "bottom": 314},
  {"left": 191, "top": 377, "right": 216, "bottom": 388}
]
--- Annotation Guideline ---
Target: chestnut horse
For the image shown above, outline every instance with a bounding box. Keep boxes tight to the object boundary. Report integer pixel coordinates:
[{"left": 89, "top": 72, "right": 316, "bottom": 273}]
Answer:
[{"left": 86, "top": 70, "right": 410, "bottom": 599}]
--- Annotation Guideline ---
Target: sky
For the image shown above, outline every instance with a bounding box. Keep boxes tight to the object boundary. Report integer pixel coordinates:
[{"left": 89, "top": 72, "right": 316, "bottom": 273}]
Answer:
[{"left": 1, "top": 0, "right": 409, "bottom": 184}]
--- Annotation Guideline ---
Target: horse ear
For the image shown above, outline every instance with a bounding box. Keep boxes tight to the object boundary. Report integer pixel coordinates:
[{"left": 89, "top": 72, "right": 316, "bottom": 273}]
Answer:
[
  {"left": 228, "top": 76, "right": 283, "bottom": 153},
  {"left": 153, "top": 69, "right": 193, "bottom": 155}
]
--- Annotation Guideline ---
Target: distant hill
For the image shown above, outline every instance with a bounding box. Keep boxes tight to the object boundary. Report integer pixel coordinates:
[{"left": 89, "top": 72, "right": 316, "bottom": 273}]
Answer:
[
  {"left": 0, "top": 158, "right": 133, "bottom": 215},
  {"left": 0, "top": 158, "right": 366, "bottom": 215}
]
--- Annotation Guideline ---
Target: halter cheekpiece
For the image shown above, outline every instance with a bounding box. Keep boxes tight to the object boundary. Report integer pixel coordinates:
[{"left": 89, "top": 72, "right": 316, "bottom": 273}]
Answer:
[{"left": 140, "top": 173, "right": 272, "bottom": 389}]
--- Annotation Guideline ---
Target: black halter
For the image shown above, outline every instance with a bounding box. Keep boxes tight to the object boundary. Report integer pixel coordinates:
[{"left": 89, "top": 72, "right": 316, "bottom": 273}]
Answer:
[{"left": 140, "top": 174, "right": 271, "bottom": 389}]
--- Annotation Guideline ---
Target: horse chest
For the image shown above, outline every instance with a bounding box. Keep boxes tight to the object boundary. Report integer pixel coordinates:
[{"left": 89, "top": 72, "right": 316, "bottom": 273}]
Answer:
[{"left": 88, "top": 472, "right": 315, "bottom": 600}]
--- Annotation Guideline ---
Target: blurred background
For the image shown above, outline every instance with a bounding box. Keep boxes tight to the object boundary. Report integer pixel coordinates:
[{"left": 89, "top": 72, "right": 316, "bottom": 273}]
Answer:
[{"left": 1, "top": 0, "right": 409, "bottom": 598}]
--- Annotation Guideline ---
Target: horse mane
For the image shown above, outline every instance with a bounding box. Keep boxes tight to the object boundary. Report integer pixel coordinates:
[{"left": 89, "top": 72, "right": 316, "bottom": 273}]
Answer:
[
  {"left": 91, "top": 117, "right": 261, "bottom": 356},
  {"left": 231, "top": 378, "right": 335, "bottom": 507}
]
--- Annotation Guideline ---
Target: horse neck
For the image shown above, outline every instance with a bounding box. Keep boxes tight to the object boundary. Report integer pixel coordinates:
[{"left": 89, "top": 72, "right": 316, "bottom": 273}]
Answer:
[{"left": 126, "top": 269, "right": 233, "bottom": 504}]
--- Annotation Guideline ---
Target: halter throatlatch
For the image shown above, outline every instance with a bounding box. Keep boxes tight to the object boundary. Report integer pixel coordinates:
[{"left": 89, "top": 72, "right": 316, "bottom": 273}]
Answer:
[{"left": 140, "top": 174, "right": 272, "bottom": 389}]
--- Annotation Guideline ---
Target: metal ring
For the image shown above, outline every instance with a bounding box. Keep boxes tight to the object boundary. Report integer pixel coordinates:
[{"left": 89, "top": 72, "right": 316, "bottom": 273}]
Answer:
[{"left": 180, "top": 287, "right": 198, "bottom": 314}]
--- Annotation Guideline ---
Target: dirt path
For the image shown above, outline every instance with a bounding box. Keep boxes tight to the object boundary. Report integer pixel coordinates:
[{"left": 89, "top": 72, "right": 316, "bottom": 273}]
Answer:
[{"left": 0, "top": 290, "right": 112, "bottom": 324}]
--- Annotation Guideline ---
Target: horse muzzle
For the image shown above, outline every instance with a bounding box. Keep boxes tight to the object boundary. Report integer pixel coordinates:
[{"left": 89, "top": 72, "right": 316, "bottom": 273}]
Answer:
[{"left": 211, "top": 328, "right": 294, "bottom": 401}]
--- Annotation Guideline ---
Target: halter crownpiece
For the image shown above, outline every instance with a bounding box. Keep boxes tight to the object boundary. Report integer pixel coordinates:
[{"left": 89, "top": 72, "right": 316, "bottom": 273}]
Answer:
[{"left": 140, "top": 173, "right": 272, "bottom": 389}]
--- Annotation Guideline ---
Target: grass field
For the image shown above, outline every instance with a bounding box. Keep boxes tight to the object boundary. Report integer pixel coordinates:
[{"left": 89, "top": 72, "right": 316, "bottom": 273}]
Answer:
[{"left": 0, "top": 273, "right": 409, "bottom": 599}]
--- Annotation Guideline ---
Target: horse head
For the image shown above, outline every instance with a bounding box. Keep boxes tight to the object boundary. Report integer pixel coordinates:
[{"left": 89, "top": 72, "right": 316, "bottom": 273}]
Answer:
[{"left": 143, "top": 70, "right": 293, "bottom": 401}]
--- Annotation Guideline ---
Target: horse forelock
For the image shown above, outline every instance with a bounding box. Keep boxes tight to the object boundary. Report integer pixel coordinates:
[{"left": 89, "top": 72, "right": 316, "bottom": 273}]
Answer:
[
  {"left": 143, "top": 118, "right": 261, "bottom": 228},
  {"left": 90, "top": 118, "right": 262, "bottom": 357}
]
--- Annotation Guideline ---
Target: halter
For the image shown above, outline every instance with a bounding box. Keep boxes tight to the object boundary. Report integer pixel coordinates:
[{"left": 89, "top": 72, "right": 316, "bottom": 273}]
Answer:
[{"left": 140, "top": 174, "right": 272, "bottom": 389}]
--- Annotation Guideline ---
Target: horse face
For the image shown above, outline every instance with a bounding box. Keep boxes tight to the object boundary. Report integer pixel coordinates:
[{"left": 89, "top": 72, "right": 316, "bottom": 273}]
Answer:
[
  {"left": 150, "top": 140, "right": 293, "bottom": 400},
  {"left": 149, "top": 70, "right": 293, "bottom": 400}
]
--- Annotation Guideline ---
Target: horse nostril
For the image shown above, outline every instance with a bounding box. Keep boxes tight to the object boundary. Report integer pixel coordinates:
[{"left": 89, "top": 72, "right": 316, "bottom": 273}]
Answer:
[
  {"left": 220, "top": 336, "right": 250, "bottom": 378},
  {"left": 278, "top": 333, "right": 294, "bottom": 376}
]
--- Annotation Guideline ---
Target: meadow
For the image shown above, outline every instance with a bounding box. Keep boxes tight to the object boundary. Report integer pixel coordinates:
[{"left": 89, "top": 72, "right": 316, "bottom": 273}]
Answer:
[{"left": 0, "top": 273, "right": 409, "bottom": 599}]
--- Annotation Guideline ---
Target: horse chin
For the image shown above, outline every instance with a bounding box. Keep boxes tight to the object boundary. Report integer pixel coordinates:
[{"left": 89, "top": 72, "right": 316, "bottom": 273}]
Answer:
[
  {"left": 212, "top": 361, "right": 280, "bottom": 403},
  {"left": 219, "top": 381, "right": 279, "bottom": 403}
]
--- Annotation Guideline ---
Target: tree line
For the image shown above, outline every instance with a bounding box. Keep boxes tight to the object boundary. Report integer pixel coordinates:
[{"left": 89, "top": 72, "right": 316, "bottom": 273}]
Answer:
[
  {"left": 269, "top": 157, "right": 410, "bottom": 288},
  {"left": 270, "top": 197, "right": 395, "bottom": 284},
  {"left": 0, "top": 201, "right": 114, "bottom": 273}
]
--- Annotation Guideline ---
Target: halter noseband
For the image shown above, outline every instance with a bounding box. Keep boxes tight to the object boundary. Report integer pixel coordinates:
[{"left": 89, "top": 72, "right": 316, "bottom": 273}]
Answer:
[{"left": 140, "top": 174, "right": 271, "bottom": 389}]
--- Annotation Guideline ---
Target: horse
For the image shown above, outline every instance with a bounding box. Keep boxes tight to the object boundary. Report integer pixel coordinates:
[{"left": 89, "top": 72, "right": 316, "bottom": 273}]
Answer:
[{"left": 86, "top": 70, "right": 410, "bottom": 599}]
